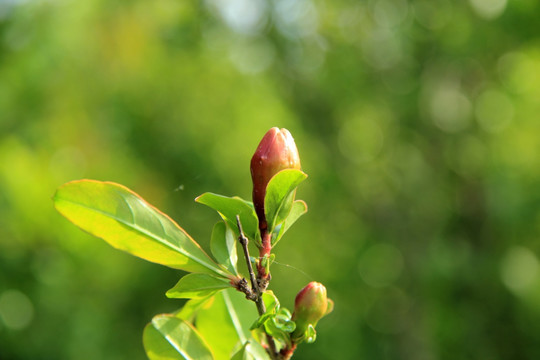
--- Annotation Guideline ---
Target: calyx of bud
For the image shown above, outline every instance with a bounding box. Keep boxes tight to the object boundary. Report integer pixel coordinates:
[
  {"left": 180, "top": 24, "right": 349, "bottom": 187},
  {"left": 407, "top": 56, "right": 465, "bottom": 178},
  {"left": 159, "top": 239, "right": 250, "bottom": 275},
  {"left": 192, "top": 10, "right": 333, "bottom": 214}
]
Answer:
[
  {"left": 291, "top": 282, "right": 330, "bottom": 343},
  {"left": 250, "top": 127, "right": 301, "bottom": 228}
]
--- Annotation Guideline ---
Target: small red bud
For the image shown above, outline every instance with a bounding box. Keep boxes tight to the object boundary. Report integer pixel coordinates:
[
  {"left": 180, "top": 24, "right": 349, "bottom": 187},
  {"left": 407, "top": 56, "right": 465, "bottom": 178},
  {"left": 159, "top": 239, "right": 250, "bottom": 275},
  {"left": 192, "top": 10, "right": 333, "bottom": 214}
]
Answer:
[
  {"left": 291, "top": 282, "right": 328, "bottom": 342},
  {"left": 250, "top": 127, "right": 301, "bottom": 228}
]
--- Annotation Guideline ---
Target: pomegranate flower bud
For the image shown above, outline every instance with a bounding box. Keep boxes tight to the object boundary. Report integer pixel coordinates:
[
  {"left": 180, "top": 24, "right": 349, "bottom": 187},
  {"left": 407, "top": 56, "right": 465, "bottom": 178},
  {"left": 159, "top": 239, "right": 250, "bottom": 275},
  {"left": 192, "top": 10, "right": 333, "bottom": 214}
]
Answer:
[
  {"left": 291, "top": 282, "right": 329, "bottom": 343},
  {"left": 251, "top": 127, "right": 301, "bottom": 228}
]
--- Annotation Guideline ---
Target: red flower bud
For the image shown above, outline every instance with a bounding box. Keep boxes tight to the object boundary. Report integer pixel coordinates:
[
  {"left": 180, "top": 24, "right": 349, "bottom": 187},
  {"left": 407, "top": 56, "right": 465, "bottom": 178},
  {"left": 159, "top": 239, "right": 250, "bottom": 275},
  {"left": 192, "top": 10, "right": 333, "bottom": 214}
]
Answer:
[
  {"left": 291, "top": 282, "right": 328, "bottom": 342},
  {"left": 251, "top": 127, "right": 301, "bottom": 229}
]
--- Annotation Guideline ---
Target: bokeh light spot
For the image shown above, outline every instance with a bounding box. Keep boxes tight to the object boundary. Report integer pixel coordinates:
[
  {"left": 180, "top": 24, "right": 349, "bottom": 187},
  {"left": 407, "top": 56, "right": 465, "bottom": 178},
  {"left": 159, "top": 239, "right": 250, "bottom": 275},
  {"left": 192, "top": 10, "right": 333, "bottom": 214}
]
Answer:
[
  {"left": 469, "top": 0, "right": 507, "bottom": 20},
  {"left": 497, "top": 51, "right": 540, "bottom": 95},
  {"left": 207, "top": 0, "right": 268, "bottom": 35},
  {"left": 429, "top": 85, "right": 471, "bottom": 133},
  {"left": 362, "top": 29, "right": 403, "bottom": 69},
  {"left": 0, "top": 290, "right": 34, "bottom": 331},
  {"left": 274, "top": 0, "right": 319, "bottom": 40},
  {"left": 229, "top": 38, "right": 276, "bottom": 74},
  {"left": 501, "top": 246, "right": 540, "bottom": 295}
]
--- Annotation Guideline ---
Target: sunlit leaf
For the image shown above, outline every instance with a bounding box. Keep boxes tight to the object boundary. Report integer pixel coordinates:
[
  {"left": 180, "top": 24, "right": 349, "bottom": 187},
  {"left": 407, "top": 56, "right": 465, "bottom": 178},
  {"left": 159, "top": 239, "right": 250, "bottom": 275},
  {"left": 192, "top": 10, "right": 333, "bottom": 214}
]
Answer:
[
  {"left": 143, "top": 314, "right": 214, "bottom": 360},
  {"left": 231, "top": 341, "right": 270, "bottom": 360},
  {"left": 230, "top": 343, "right": 254, "bottom": 360},
  {"left": 220, "top": 289, "right": 258, "bottom": 344},
  {"left": 197, "top": 289, "right": 265, "bottom": 360},
  {"left": 251, "top": 291, "right": 280, "bottom": 330},
  {"left": 264, "top": 169, "right": 307, "bottom": 233},
  {"left": 196, "top": 291, "right": 241, "bottom": 360},
  {"left": 196, "top": 193, "right": 260, "bottom": 245},
  {"left": 175, "top": 296, "right": 215, "bottom": 324},
  {"left": 273, "top": 314, "right": 296, "bottom": 333},
  {"left": 272, "top": 200, "right": 308, "bottom": 246},
  {"left": 211, "top": 221, "right": 238, "bottom": 275},
  {"left": 53, "top": 180, "right": 228, "bottom": 277},
  {"left": 262, "top": 291, "right": 280, "bottom": 313},
  {"left": 263, "top": 318, "right": 289, "bottom": 346},
  {"left": 166, "top": 273, "right": 231, "bottom": 299}
]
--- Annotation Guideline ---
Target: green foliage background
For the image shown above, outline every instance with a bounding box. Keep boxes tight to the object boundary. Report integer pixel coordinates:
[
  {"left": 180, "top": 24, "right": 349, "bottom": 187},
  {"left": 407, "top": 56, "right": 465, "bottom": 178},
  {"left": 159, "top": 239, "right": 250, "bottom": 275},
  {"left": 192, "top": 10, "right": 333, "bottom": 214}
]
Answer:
[{"left": 1, "top": 0, "right": 540, "bottom": 359}]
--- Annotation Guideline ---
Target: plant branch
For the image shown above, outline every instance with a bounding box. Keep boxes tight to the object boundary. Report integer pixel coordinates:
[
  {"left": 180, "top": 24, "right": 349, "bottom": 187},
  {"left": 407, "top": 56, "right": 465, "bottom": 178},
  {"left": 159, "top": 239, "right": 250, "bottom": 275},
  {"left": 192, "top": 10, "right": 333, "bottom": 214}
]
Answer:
[
  {"left": 256, "top": 229, "right": 272, "bottom": 291},
  {"left": 236, "top": 215, "right": 278, "bottom": 360},
  {"left": 236, "top": 215, "right": 261, "bottom": 298}
]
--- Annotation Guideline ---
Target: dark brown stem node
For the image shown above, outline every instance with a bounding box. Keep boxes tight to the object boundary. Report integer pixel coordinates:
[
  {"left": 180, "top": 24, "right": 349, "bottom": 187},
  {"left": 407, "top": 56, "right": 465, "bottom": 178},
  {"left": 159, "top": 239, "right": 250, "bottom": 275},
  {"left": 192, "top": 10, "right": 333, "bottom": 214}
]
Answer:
[{"left": 232, "top": 278, "right": 257, "bottom": 301}]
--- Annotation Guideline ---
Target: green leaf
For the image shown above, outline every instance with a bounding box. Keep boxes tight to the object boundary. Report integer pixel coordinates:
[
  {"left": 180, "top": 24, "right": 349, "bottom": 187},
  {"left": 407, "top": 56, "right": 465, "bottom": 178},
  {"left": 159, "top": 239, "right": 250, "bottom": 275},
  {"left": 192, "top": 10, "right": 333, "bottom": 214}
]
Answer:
[
  {"left": 143, "top": 314, "right": 214, "bottom": 360},
  {"left": 251, "top": 291, "right": 280, "bottom": 330},
  {"left": 230, "top": 343, "right": 254, "bottom": 360},
  {"left": 249, "top": 313, "right": 272, "bottom": 331},
  {"left": 53, "top": 180, "right": 228, "bottom": 277},
  {"left": 273, "top": 314, "right": 296, "bottom": 333},
  {"left": 196, "top": 291, "right": 241, "bottom": 360},
  {"left": 262, "top": 291, "right": 280, "bottom": 313},
  {"left": 166, "top": 274, "right": 231, "bottom": 299},
  {"left": 252, "top": 292, "right": 295, "bottom": 348},
  {"left": 197, "top": 289, "right": 260, "bottom": 360},
  {"left": 220, "top": 289, "right": 258, "bottom": 344},
  {"left": 262, "top": 318, "right": 290, "bottom": 345},
  {"left": 196, "top": 193, "right": 260, "bottom": 245},
  {"left": 277, "top": 308, "right": 292, "bottom": 319},
  {"left": 175, "top": 296, "right": 215, "bottom": 323},
  {"left": 210, "top": 221, "right": 238, "bottom": 275},
  {"left": 264, "top": 169, "right": 307, "bottom": 233},
  {"left": 231, "top": 341, "right": 270, "bottom": 360},
  {"left": 271, "top": 200, "right": 308, "bottom": 246}
]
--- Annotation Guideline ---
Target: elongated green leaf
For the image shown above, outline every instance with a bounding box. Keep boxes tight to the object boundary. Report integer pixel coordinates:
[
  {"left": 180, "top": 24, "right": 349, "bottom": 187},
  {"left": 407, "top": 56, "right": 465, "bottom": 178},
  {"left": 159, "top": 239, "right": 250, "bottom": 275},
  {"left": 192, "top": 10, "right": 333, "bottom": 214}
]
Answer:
[
  {"left": 53, "top": 180, "right": 228, "bottom": 277},
  {"left": 231, "top": 341, "right": 270, "bottom": 360},
  {"left": 197, "top": 289, "right": 262, "bottom": 360},
  {"left": 196, "top": 193, "right": 260, "bottom": 245},
  {"left": 143, "top": 314, "right": 214, "bottom": 360},
  {"left": 166, "top": 273, "right": 231, "bottom": 299},
  {"left": 271, "top": 200, "right": 308, "bottom": 246},
  {"left": 211, "top": 221, "right": 238, "bottom": 275},
  {"left": 262, "top": 291, "right": 280, "bottom": 313},
  {"left": 221, "top": 288, "right": 258, "bottom": 343},
  {"left": 196, "top": 291, "right": 241, "bottom": 360},
  {"left": 170, "top": 288, "right": 270, "bottom": 360},
  {"left": 175, "top": 296, "right": 215, "bottom": 323},
  {"left": 264, "top": 169, "right": 307, "bottom": 233},
  {"left": 231, "top": 343, "right": 254, "bottom": 360}
]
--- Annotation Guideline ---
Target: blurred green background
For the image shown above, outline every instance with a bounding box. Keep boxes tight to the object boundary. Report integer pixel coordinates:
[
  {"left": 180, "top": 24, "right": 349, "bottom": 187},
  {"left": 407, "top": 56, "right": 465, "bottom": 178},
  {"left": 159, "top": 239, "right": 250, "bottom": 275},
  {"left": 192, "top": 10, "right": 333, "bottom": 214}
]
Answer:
[{"left": 1, "top": 0, "right": 540, "bottom": 359}]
